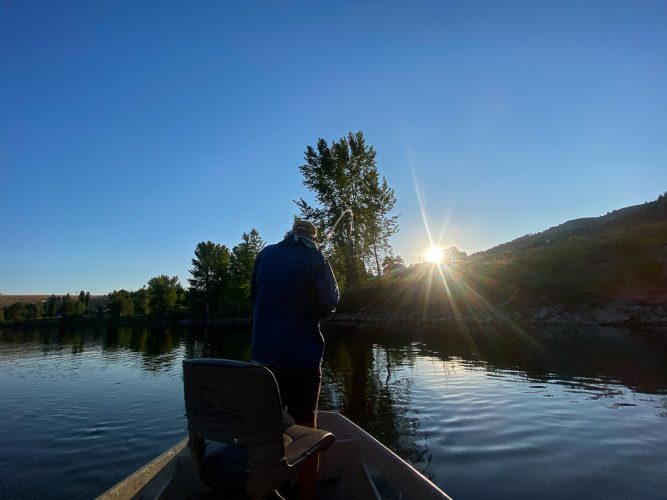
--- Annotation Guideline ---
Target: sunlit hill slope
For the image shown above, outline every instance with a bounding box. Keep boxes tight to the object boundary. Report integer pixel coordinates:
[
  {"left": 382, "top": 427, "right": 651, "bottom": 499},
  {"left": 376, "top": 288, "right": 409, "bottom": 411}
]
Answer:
[{"left": 340, "top": 193, "right": 667, "bottom": 316}]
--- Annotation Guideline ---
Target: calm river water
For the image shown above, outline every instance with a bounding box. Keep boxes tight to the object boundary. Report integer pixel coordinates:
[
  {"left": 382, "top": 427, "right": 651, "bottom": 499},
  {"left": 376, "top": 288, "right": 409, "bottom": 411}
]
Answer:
[{"left": 1, "top": 323, "right": 666, "bottom": 499}]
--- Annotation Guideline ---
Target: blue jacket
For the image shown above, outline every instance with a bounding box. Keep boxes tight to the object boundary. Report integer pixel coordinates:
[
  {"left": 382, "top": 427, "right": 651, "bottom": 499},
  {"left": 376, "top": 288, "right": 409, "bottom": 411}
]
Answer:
[{"left": 250, "top": 234, "right": 339, "bottom": 367}]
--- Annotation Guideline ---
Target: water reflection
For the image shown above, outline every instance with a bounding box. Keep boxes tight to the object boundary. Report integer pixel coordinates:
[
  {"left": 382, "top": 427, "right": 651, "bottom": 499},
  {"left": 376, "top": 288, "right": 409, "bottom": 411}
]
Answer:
[
  {"left": 4, "top": 323, "right": 664, "bottom": 393},
  {"left": 103, "top": 326, "right": 182, "bottom": 372},
  {"left": 321, "top": 332, "right": 428, "bottom": 468},
  {"left": 325, "top": 322, "right": 667, "bottom": 395},
  {"left": 324, "top": 322, "right": 667, "bottom": 488},
  {"left": 1, "top": 323, "right": 666, "bottom": 499},
  {"left": 182, "top": 326, "right": 252, "bottom": 361}
]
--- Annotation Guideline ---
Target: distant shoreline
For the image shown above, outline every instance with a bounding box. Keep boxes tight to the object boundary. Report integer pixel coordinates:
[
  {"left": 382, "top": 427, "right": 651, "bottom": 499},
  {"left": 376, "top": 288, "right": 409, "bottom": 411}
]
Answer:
[{"left": 2, "top": 299, "right": 664, "bottom": 333}]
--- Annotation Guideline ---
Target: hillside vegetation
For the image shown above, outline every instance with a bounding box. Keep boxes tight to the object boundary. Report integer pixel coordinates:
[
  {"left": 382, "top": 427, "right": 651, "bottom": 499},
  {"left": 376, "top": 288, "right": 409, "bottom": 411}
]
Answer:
[
  {"left": 340, "top": 194, "right": 667, "bottom": 316},
  {"left": 480, "top": 193, "right": 667, "bottom": 256}
]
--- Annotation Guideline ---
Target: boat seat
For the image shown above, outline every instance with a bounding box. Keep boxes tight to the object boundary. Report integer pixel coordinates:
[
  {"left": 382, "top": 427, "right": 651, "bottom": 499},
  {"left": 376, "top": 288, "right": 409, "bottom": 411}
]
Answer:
[{"left": 183, "top": 358, "right": 335, "bottom": 499}]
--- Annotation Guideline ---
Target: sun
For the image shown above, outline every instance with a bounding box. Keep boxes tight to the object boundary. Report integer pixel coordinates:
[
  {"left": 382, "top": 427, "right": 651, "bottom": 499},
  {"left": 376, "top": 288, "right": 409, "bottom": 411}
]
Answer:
[{"left": 424, "top": 245, "right": 444, "bottom": 264}]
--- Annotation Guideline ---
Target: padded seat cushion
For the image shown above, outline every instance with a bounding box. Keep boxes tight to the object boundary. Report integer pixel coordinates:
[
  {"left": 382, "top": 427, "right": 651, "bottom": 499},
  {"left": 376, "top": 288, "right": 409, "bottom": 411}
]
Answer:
[{"left": 283, "top": 425, "right": 335, "bottom": 466}]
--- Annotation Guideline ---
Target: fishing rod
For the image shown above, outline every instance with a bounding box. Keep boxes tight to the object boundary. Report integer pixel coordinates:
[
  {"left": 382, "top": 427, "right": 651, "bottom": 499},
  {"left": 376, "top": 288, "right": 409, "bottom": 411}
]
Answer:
[{"left": 324, "top": 208, "right": 354, "bottom": 243}]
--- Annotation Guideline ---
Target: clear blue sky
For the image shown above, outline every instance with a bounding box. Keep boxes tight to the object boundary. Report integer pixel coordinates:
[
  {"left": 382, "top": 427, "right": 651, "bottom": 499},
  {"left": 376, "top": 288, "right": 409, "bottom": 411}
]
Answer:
[{"left": 2, "top": 1, "right": 666, "bottom": 294}]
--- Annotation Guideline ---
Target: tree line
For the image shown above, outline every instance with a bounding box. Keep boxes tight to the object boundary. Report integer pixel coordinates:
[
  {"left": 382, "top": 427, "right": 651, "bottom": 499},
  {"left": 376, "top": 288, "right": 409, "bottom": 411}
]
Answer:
[
  {"left": 104, "top": 229, "right": 266, "bottom": 320},
  {"left": 1, "top": 291, "right": 91, "bottom": 323},
  {"left": 1, "top": 131, "right": 402, "bottom": 324},
  {"left": 0, "top": 229, "right": 266, "bottom": 324}
]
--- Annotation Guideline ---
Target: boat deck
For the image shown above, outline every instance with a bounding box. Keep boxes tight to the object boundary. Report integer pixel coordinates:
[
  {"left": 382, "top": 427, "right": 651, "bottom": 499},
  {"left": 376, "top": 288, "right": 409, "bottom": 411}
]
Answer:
[{"left": 97, "top": 411, "right": 451, "bottom": 500}]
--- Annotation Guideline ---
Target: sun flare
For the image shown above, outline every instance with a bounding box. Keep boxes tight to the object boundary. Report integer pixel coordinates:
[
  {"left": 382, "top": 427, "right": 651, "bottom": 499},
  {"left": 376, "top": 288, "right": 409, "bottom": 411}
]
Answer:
[{"left": 424, "top": 245, "right": 445, "bottom": 264}]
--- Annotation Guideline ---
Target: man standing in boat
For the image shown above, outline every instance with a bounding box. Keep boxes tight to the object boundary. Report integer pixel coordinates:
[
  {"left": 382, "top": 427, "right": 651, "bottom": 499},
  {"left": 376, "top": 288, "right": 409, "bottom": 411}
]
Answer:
[{"left": 250, "top": 219, "right": 339, "bottom": 498}]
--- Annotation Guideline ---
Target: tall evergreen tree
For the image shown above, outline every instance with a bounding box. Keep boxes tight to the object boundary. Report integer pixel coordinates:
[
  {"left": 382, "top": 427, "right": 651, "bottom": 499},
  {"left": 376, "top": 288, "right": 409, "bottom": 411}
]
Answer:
[{"left": 296, "top": 131, "right": 398, "bottom": 287}]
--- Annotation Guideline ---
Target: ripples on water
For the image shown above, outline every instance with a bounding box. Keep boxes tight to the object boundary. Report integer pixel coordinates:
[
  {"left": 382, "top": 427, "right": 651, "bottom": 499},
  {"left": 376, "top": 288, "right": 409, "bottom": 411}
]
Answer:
[{"left": 0, "top": 325, "right": 666, "bottom": 499}]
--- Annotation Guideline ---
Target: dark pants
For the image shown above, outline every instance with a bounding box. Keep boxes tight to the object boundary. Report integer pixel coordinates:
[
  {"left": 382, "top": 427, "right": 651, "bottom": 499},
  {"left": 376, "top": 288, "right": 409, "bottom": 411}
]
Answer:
[{"left": 267, "top": 365, "right": 321, "bottom": 425}]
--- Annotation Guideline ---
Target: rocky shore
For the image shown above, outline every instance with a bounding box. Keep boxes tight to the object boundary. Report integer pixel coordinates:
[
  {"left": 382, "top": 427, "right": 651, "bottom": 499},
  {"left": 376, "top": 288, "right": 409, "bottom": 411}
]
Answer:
[
  {"left": 325, "top": 300, "right": 667, "bottom": 329},
  {"left": 3, "top": 302, "right": 663, "bottom": 331}
]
